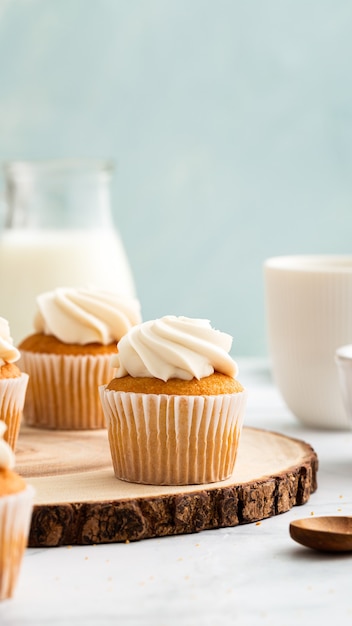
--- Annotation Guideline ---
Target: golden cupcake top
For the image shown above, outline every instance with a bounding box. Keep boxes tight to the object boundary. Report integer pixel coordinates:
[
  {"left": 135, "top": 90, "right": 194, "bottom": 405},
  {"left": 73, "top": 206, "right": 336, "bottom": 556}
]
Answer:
[
  {"left": 110, "top": 315, "right": 238, "bottom": 381},
  {"left": 19, "top": 332, "right": 119, "bottom": 355},
  {"left": 32, "top": 287, "right": 142, "bottom": 345},
  {"left": 106, "top": 372, "right": 244, "bottom": 395}
]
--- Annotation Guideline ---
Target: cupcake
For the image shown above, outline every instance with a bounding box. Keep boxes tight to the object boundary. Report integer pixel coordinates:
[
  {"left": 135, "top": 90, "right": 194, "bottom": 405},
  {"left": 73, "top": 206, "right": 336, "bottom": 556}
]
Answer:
[
  {"left": 18, "top": 287, "right": 142, "bottom": 429},
  {"left": 0, "top": 421, "right": 34, "bottom": 601},
  {"left": 100, "top": 315, "right": 247, "bottom": 485},
  {"left": 0, "top": 317, "right": 29, "bottom": 450}
]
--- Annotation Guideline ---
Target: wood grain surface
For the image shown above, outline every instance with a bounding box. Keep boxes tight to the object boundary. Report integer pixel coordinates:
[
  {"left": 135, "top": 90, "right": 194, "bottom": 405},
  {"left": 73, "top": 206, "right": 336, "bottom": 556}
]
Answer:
[{"left": 15, "top": 425, "right": 318, "bottom": 547}]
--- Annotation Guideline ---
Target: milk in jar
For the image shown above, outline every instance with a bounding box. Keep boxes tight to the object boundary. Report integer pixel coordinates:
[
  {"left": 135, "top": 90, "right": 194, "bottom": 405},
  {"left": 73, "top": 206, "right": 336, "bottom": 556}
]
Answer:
[{"left": 0, "top": 160, "right": 136, "bottom": 343}]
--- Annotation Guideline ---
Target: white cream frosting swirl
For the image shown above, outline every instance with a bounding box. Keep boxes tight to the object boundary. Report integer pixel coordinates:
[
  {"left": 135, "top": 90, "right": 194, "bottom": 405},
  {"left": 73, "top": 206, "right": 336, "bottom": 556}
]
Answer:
[
  {"left": 0, "top": 421, "right": 15, "bottom": 469},
  {"left": 34, "top": 287, "right": 142, "bottom": 345},
  {"left": 0, "top": 316, "right": 20, "bottom": 366},
  {"left": 111, "top": 315, "right": 238, "bottom": 381}
]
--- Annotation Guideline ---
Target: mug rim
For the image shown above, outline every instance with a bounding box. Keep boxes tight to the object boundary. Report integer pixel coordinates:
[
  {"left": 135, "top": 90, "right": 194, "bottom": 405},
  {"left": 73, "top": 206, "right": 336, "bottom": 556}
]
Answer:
[{"left": 264, "top": 255, "right": 352, "bottom": 273}]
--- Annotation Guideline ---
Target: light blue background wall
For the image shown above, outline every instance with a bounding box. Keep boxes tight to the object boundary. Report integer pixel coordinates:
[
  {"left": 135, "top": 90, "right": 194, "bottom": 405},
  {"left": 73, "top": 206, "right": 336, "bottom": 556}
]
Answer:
[{"left": 1, "top": 0, "right": 352, "bottom": 355}]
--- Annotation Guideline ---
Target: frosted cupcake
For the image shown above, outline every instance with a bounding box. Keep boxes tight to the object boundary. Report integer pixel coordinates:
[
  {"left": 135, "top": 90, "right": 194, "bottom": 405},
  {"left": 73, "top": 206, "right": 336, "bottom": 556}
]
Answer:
[
  {"left": 0, "top": 421, "right": 34, "bottom": 600},
  {"left": 100, "top": 315, "right": 247, "bottom": 485},
  {"left": 0, "top": 317, "right": 29, "bottom": 450},
  {"left": 18, "top": 287, "right": 141, "bottom": 429}
]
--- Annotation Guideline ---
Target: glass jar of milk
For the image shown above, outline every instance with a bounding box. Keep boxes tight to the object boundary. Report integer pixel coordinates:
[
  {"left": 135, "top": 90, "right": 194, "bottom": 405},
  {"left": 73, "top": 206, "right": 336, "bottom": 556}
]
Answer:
[{"left": 0, "top": 159, "right": 136, "bottom": 343}]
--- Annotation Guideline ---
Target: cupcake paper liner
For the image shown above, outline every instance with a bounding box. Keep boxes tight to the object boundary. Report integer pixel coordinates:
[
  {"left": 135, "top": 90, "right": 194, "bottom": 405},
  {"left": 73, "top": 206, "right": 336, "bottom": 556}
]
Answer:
[
  {"left": 0, "top": 485, "right": 34, "bottom": 601},
  {"left": 0, "top": 374, "right": 29, "bottom": 450},
  {"left": 100, "top": 387, "right": 247, "bottom": 485},
  {"left": 20, "top": 352, "right": 115, "bottom": 429}
]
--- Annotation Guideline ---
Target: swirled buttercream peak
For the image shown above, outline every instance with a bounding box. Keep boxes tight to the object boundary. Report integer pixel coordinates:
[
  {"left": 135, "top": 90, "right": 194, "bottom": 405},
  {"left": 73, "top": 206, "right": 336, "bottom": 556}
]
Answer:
[
  {"left": 0, "top": 317, "right": 20, "bottom": 366},
  {"left": 111, "top": 315, "right": 238, "bottom": 380},
  {"left": 34, "top": 287, "right": 142, "bottom": 345}
]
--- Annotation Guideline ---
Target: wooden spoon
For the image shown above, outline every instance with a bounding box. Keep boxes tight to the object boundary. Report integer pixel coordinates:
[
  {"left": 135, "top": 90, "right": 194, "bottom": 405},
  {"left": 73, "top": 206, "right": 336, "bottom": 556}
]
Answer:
[{"left": 290, "top": 516, "right": 352, "bottom": 552}]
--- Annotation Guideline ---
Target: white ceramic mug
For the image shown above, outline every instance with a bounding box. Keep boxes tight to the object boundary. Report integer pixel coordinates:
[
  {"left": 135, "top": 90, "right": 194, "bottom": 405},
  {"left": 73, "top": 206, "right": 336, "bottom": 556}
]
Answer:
[{"left": 264, "top": 255, "right": 352, "bottom": 430}]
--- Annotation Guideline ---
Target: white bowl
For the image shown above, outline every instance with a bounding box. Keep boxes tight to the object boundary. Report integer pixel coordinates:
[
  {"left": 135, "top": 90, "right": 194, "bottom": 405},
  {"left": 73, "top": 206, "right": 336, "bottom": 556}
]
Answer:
[{"left": 335, "top": 345, "right": 352, "bottom": 427}]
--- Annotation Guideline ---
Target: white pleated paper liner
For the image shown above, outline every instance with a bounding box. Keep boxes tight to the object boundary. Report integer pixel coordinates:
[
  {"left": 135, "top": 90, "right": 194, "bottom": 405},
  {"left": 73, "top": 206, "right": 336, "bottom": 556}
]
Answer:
[
  {"left": 0, "top": 373, "right": 29, "bottom": 450},
  {"left": 100, "top": 386, "right": 247, "bottom": 485},
  {"left": 20, "top": 352, "right": 115, "bottom": 429},
  {"left": 0, "top": 485, "right": 35, "bottom": 601}
]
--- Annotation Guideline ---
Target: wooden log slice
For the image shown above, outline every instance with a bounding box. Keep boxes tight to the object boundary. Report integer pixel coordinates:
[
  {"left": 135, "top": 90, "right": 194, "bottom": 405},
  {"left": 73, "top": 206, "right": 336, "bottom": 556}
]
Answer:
[{"left": 15, "top": 425, "right": 318, "bottom": 547}]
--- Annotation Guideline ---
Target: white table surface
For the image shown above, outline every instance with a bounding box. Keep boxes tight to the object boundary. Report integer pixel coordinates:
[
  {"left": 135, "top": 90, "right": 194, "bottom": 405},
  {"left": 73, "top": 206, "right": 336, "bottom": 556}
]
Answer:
[{"left": 2, "top": 358, "right": 352, "bottom": 626}]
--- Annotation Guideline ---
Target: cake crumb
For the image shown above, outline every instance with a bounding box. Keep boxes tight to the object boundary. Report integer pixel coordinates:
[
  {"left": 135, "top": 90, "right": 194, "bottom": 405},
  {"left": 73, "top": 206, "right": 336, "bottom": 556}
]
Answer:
[
  {"left": 310, "top": 511, "right": 315, "bottom": 516},
  {"left": 255, "top": 521, "right": 261, "bottom": 526}
]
